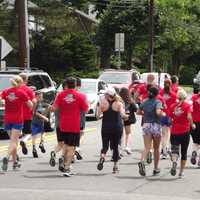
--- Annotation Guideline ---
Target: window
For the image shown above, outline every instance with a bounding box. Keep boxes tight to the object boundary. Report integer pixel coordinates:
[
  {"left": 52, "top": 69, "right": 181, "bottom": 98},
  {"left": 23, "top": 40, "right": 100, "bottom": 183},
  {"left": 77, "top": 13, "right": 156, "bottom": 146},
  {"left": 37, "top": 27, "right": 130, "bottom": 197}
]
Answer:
[
  {"left": 40, "top": 75, "right": 52, "bottom": 88},
  {"left": 27, "top": 75, "right": 44, "bottom": 90}
]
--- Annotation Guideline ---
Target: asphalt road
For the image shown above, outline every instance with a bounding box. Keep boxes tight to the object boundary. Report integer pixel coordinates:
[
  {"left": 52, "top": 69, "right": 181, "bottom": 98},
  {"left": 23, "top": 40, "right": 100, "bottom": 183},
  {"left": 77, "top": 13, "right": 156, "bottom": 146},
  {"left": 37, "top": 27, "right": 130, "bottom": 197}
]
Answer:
[{"left": 0, "top": 117, "right": 200, "bottom": 200}]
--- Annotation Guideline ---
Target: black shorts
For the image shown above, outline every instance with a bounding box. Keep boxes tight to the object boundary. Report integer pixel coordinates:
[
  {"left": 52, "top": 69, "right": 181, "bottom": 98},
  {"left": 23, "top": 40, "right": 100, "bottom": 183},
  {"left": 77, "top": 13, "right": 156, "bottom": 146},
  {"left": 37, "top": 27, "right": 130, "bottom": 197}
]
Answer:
[
  {"left": 60, "top": 132, "right": 80, "bottom": 146},
  {"left": 56, "top": 127, "right": 63, "bottom": 142},
  {"left": 190, "top": 122, "right": 200, "bottom": 144},
  {"left": 22, "top": 120, "right": 32, "bottom": 134}
]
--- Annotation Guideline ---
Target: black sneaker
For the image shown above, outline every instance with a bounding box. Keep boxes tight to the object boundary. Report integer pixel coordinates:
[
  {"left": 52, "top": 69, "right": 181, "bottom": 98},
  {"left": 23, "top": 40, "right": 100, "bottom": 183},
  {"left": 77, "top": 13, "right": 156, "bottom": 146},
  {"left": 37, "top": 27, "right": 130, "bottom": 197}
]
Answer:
[
  {"left": 170, "top": 161, "right": 177, "bottom": 176},
  {"left": 75, "top": 151, "right": 83, "bottom": 160},
  {"left": 191, "top": 151, "right": 197, "bottom": 165},
  {"left": 58, "top": 156, "right": 65, "bottom": 172},
  {"left": 138, "top": 161, "right": 146, "bottom": 176},
  {"left": 146, "top": 151, "right": 152, "bottom": 164},
  {"left": 2, "top": 157, "right": 8, "bottom": 172},
  {"left": 20, "top": 141, "right": 28, "bottom": 155},
  {"left": 97, "top": 157, "right": 105, "bottom": 171},
  {"left": 153, "top": 168, "right": 160, "bottom": 176},
  {"left": 49, "top": 151, "right": 56, "bottom": 167},
  {"left": 39, "top": 143, "right": 46, "bottom": 153},
  {"left": 32, "top": 148, "right": 38, "bottom": 158},
  {"left": 13, "top": 161, "right": 21, "bottom": 170}
]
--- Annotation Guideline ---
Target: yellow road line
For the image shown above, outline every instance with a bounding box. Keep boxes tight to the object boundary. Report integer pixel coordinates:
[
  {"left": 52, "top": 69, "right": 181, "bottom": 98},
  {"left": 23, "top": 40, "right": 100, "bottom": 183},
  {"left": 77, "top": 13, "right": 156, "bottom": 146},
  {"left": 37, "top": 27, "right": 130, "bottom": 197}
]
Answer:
[{"left": 0, "top": 128, "right": 97, "bottom": 154}]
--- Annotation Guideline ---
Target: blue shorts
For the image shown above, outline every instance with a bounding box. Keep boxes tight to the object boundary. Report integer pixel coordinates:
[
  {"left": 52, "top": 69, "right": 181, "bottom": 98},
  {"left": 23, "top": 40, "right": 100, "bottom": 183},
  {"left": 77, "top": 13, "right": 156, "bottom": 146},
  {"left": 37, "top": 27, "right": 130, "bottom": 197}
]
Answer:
[
  {"left": 31, "top": 123, "right": 44, "bottom": 136},
  {"left": 160, "top": 116, "right": 171, "bottom": 127},
  {"left": 4, "top": 123, "right": 23, "bottom": 131}
]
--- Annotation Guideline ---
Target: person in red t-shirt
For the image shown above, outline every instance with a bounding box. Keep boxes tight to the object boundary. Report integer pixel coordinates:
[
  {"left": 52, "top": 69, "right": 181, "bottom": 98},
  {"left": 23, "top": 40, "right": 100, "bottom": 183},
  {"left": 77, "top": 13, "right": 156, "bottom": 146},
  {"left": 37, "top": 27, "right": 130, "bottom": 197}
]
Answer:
[
  {"left": 51, "top": 77, "right": 88, "bottom": 177},
  {"left": 171, "top": 75, "right": 179, "bottom": 94},
  {"left": 160, "top": 79, "right": 177, "bottom": 159},
  {"left": 0, "top": 76, "right": 33, "bottom": 172},
  {"left": 169, "top": 89, "right": 195, "bottom": 178},
  {"left": 19, "top": 73, "right": 36, "bottom": 155},
  {"left": 190, "top": 86, "right": 200, "bottom": 166}
]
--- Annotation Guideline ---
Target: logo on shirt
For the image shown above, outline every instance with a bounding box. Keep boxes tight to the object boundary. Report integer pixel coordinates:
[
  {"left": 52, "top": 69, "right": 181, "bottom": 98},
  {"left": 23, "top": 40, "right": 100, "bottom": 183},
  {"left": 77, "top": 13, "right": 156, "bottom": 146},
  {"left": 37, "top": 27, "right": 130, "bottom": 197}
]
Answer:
[
  {"left": 7, "top": 92, "right": 18, "bottom": 102},
  {"left": 64, "top": 94, "right": 75, "bottom": 104},
  {"left": 174, "top": 106, "right": 183, "bottom": 116}
]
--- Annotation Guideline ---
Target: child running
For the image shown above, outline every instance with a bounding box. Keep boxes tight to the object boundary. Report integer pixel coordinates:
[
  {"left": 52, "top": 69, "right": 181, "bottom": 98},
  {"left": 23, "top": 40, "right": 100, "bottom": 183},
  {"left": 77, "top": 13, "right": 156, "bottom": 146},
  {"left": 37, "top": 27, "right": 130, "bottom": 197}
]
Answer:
[{"left": 31, "top": 91, "right": 49, "bottom": 158}]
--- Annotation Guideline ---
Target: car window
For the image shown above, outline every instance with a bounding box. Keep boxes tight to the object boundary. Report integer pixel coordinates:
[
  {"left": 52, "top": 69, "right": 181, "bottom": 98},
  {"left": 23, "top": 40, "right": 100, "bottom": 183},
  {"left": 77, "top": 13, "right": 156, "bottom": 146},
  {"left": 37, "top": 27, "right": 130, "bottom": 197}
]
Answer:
[
  {"left": 27, "top": 75, "right": 44, "bottom": 90},
  {"left": 40, "top": 75, "right": 52, "bottom": 88},
  {"left": 98, "top": 82, "right": 104, "bottom": 91},
  {"left": 100, "top": 72, "right": 131, "bottom": 84},
  {"left": 0, "top": 76, "right": 13, "bottom": 91}
]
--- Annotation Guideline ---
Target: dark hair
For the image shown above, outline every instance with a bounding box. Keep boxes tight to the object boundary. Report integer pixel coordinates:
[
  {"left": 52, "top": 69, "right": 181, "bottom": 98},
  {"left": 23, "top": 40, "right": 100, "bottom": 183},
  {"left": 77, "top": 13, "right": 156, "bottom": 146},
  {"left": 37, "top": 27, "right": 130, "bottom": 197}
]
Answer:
[
  {"left": 171, "top": 75, "right": 178, "bottom": 84},
  {"left": 164, "top": 79, "right": 171, "bottom": 94},
  {"left": 119, "top": 87, "right": 132, "bottom": 103},
  {"left": 63, "top": 77, "right": 76, "bottom": 89},
  {"left": 148, "top": 86, "right": 159, "bottom": 98},
  {"left": 76, "top": 77, "right": 81, "bottom": 87}
]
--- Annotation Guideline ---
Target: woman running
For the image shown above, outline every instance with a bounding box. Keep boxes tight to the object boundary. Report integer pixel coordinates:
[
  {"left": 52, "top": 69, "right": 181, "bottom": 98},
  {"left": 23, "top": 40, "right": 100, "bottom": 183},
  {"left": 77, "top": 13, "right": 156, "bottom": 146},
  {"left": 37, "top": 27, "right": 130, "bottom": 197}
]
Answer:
[
  {"left": 137, "top": 86, "right": 164, "bottom": 176},
  {"left": 0, "top": 76, "right": 33, "bottom": 171},
  {"left": 119, "top": 87, "right": 137, "bottom": 154},
  {"left": 169, "top": 89, "right": 195, "bottom": 177},
  {"left": 160, "top": 79, "right": 177, "bottom": 159},
  {"left": 96, "top": 87, "right": 128, "bottom": 173},
  {"left": 190, "top": 86, "right": 200, "bottom": 166}
]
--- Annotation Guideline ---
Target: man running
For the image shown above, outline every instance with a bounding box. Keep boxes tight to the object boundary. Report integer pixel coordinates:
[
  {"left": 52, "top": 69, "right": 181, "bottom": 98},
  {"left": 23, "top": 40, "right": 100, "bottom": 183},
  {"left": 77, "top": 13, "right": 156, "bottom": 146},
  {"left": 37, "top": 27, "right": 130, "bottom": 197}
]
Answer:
[
  {"left": 51, "top": 77, "right": 88, "bottom": 177},
  {"left": 19, "top": 73, "right": 36, "bottom": 155}
]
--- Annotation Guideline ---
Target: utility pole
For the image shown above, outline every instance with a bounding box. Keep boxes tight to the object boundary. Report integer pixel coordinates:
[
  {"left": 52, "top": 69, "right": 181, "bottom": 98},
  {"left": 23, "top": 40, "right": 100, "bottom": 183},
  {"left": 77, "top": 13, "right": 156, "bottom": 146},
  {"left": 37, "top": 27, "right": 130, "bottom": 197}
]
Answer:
[
  {"left": 148, "top": 0, "right": 154, "bottom": 72},
  {"left": 17, "top": 0, "right": 30, "bottom": 69}
]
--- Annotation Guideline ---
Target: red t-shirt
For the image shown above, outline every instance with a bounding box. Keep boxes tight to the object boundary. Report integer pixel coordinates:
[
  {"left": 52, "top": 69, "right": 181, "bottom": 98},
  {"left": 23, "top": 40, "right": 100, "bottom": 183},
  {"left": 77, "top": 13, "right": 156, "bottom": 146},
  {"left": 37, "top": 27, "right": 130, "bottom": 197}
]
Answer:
[
  {"left": 171, "top": 83, "right": 178, "bottom": 94},
  {"left": 137, "top": 83, "right": 149, "bottom": 102},
  {"left": 53, "top": 89, "right": 88, "bottom": 133},
  {"left": 160, "top": 90, "right": 177, "bottom": 116},
  {"left": 169, "top": 101, "right": 192, "bottom": 135},
  {"left": 20, "top": 84, "right": 35, "bottom": 120},
  {"left": 1, "top": 87, "right": 29, "bottom": 124},
  {"left": 191, "top": 94, "right": 200, "bottom": 122}
]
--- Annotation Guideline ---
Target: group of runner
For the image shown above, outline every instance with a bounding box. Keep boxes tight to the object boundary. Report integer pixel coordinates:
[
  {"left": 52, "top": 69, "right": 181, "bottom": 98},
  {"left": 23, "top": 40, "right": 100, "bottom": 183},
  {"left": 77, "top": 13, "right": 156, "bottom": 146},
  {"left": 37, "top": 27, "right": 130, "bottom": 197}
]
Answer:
[{"left": 0, "top": 72, "right": 200, "bottom": 178}]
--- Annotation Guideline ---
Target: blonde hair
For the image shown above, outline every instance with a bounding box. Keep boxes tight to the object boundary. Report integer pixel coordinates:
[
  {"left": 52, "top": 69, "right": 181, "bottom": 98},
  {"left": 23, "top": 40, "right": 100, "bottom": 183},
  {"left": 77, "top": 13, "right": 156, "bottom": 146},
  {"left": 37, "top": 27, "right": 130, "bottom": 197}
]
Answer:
[
  {"left": 177, "top": 88, "right": 187, "bottom": 100},
  {"left": 10, "top": 75, "right": 23, "bottom": 87}
]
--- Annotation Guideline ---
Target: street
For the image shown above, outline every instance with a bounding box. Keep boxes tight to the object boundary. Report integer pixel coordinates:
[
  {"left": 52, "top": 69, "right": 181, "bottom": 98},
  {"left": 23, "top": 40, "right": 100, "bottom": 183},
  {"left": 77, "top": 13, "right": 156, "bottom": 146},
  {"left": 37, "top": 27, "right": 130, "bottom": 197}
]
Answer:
[{"left": 0, "top": 117, "right": 200, "bottom": 200}]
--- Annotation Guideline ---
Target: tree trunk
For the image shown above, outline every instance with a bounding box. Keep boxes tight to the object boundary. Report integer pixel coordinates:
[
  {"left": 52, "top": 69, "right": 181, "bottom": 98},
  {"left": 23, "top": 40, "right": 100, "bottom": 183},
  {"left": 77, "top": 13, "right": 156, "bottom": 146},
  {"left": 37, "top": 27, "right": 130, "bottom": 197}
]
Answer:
[
  {"left": 100, "top": 47, "right": 111, "bottom": 69},
  {"left": 172, "top": 49, "right": 181, "bottom": 75}
]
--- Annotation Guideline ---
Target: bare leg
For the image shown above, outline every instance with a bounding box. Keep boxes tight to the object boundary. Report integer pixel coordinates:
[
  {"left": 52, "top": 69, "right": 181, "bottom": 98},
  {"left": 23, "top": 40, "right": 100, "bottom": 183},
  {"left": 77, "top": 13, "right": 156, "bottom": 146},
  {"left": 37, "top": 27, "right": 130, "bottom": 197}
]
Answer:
[{"left": 153, "top": 136, "right": 161, "bottom": 170}]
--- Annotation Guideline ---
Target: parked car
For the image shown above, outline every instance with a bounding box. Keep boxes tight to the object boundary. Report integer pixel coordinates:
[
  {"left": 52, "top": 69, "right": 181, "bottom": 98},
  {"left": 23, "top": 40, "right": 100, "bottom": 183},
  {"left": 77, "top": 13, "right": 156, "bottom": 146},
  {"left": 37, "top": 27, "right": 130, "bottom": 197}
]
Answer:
[
  {"left": 193, "top": 71, "right": 200, "bottom": 93},
  {"left": 98, "top": 69, "right": 140, "bottom": 90},
  {"left": 0, "top": 68, "right": 57, "bottom": 139},
  {"left": 57, "top": 78, "right": 107, "bottom": 119},
  {"left": 140, "top": 72, "right": 171, "bottom": 88}
]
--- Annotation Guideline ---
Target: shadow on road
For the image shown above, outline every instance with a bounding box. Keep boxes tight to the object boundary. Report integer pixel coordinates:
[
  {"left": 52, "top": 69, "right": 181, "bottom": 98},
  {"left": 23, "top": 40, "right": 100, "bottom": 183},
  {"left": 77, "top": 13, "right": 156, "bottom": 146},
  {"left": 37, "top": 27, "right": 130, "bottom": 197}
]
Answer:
[
  {"left": 23, "top": 175, "right": 63, "bottom": 179},
  {"left": 76, "top": 172, "right": 110, "bottom": 177},
  {"left": 26, "top": 169, "right": 58, "bottom": 173}
]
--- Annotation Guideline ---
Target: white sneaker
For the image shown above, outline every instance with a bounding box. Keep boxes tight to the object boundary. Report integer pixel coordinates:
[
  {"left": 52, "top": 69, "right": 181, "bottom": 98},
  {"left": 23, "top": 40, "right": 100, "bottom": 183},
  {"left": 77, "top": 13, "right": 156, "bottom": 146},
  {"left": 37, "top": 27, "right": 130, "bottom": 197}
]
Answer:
[{"left": 124, "top": 147, "right": 132, "bottom": 155}]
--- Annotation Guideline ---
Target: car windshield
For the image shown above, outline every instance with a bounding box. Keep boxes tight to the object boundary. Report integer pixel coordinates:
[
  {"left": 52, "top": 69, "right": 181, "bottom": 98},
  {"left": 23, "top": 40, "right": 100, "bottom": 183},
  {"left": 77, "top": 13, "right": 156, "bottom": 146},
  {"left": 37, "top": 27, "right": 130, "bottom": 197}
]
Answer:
[
  {"left": 79, "top": 81, "right": 97, "bottom": 94},
  {"left": 0, "top": 76, "right": 12, "bottom": 91},
  {"left": 100, "top": 73, "right": 131, "bottom": 84}
]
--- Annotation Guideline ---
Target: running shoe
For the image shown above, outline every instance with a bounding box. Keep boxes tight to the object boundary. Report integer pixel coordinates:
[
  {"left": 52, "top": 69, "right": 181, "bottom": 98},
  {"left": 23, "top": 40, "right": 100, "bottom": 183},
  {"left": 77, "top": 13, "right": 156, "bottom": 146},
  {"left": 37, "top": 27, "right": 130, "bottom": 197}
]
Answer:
[
  {"left": 20, "top": 141, "right": 28, "bottom": 155},
  {"left": 153, "top": 168, "right": 160, "bottom": 176},
  {"left": 75, "top": 150, "right": 83, "bottom": 160},
  {"left": 191, "top": 151, "right": 197, "bottom": 165},
  {"left": 178, "top": 172, "right": 184, "bottom": 179},
  {"left": 49, "top": 151, "right": 56, "bottom": 167},
  {"left": 112, "top": 166, "right": 119, "bottom": 174},
  {"left": 32, "top": 148, "right": 38, "bottom": 158},
  {"left": 58, "top": 156, "right": 65, "bottom": 172},
  {"left": 170, "top": 161, "right": 177, "bottom": 176},
  {"left": 39, "top": 143, "right": 46, "bottom": 153},
  {"left": 124, "top": 147, "right": 132, "bottom": 155},
  {"left": 13, "top": 161, "right": 21, "bottom": 170},
  {"left": 146, "top": 151, "right": 153, "bottom": 164},
  {"left": 1, "top": 157, "right": 8, "bottom": 172},
  {"left": 138, "top": 161, "right": 146, "bottom": 176},
  {"left": 97, "top": 157, "right": 105, "bottom": 171},
  {"left": 161, "top": 153, "right": 167, "bottom": 160},
  {"left": 63, "top": 168, "right": 73, "bottom": 177}
]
